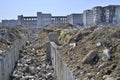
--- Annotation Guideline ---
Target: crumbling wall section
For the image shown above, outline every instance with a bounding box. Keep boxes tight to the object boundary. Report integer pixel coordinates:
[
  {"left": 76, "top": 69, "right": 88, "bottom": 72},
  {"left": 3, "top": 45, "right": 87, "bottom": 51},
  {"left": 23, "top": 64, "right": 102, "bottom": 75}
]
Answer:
[
  {"left": 46, "top": 41, "right": 75, "bottom": 80},
  {"left": 0, "top": 36, "right": 28, "bottom": 80}
]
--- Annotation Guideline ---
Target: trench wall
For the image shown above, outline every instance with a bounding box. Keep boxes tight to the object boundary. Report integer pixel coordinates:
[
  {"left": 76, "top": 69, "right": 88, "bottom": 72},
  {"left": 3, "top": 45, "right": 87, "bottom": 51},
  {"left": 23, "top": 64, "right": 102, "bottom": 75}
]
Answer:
[
  {"left": 46, "top": 41, "right": 75, "bottom": 80},
  {"left": 0, "top": 35, "right": 28, "bottom": 80}
]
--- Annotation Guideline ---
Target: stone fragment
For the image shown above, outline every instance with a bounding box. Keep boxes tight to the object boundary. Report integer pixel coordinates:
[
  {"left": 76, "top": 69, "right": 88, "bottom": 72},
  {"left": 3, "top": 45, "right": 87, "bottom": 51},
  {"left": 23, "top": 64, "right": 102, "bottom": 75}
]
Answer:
[
  {"left": 22, "top": 75, "right": 34, "bottom": 79},
  {"left": 96, "top": 42, "right": 101, "bottom": 47},
  {"left": 103, "top": 75, "right": 115, "bottom": 80},
  {"left": 82, "top": 50, "right": 98, "bottom": 64},
  {"left": 36, "top": 66, "right": 41, "bottom": 70},
  {"left": 0, "top": 50, "right": 3, "bottom": 54},
  {"left": 46, "top": 72, "right": 52, "bottom": 78},
  {"left": 17, "top": 63, "right": 23, "bottom": 67},
  {"left": 102, "top": 49, "right": 111, "bottom": 61},
  {"left": 26, "top": 41, "right": 30, "bottom": 45},
  {"left": 69, "top": 43, "right": 76, "bottom": 49},
  {"left": 98, "top": 63, "right": 108, "bottom": 71},
  {"left": 87, "top": 73, "right": 94, "bottom": 79}
]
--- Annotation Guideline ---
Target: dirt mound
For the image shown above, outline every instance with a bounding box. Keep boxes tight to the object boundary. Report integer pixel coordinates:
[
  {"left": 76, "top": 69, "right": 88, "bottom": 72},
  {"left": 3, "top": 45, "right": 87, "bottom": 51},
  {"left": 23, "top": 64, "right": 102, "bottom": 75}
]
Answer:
[
  {"left": 0, "top": 26, "right": 27, "bottom": 53},
  {"left": 59, "top": 26, "right": 120, "bottom": 80}
]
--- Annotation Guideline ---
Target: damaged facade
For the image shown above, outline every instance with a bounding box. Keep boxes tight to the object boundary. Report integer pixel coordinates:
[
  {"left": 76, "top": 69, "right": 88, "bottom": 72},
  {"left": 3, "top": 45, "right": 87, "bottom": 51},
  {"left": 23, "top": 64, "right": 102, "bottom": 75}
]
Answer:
[
  {"left": 83, "top": 5, "right": 120, "bottom": 26},
  {"left": 1, "top": 5, "right": 120, "bottom": 27},
  {"left": 93, "top": 5, "right": 120, "bottom": 25},
  {"left": 2, "top": 20, "right": 18, "bottom": 27},
  {"left": 83, "top": 10, "right": 93, "bottom": 26},
  {"left": 67, "top": 13, "right": 83, "bottom": 26},
  {"left": 2, "top": 12, "right": 83, "bottom": 27},
  {"left": 18, "top": 12, "right": 83, "bottom": 27}
]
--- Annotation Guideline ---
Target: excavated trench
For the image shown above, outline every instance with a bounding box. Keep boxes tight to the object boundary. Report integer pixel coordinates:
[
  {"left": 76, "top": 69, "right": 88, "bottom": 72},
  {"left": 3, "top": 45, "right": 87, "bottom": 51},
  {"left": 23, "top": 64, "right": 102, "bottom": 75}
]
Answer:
[{"left": 9, "top": 30, "right": 57, "bottom": 80}]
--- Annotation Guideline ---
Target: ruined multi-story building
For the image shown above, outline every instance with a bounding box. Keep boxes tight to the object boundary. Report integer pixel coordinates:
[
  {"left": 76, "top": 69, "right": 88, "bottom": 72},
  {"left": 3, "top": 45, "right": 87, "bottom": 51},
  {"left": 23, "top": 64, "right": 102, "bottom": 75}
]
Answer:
[
  {"left": 18, "top": 15, "right": 37, "bottom": 27},
  {"left": 1, "top": 5, "right": 120, "bottom": 27},
  {"left": 92, "top": 6, "right": 104, "bottom": 25},
  {"left": 104, "top": 5, "right": 120, "bottom": 25},
  {"left": 51, "top": 16, "right": 67, "bottom": 25},
  {"left": 17, "top": 12, "right": 83, "bottom": 27},
  {"left": 2, "top": 20, "right": 18, "bottom": 27},
  {"left": 83, "top": 5, "right": 120, "bottom": 26},
  {"left": 67, "top": 13, "right": 83, "bottom": 26},
  {"left": 83, "top": 10, "right": 93, "bottom": 26},
  {"left": 1, "top": 12, "right": 82, "bottom": 27},
  {"left": 92, "top": 5, "right": 118, "bottom": 25}
]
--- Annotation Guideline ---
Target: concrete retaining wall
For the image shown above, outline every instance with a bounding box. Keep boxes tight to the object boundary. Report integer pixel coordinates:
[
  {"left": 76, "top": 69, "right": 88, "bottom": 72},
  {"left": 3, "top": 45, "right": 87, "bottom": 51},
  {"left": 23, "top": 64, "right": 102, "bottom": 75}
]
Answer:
[
  {"left": 46, "top": 41, "right": 75, "bottom": 80},
  {"left": 0, "top": 37, "right": 28, "bottom": 80}
]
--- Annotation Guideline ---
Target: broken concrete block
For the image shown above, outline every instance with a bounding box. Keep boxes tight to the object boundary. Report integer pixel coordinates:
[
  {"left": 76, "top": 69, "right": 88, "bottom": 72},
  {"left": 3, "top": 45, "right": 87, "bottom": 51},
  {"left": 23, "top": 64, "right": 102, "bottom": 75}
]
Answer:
[
  {"left": 26, "top": 41, "right": 30, "bottom": 45},
  {"left": 98, "top": 63, "right": 108, "bottom": 71},
  {"left": 69, "top": 43, "right": 76, "bottom": 49},
  {"left": 82, "top": 50, "right": 98, "bottom": 64},
  {"left": 0, "top": 50, "right": 3, "bottom": 54},
  {"left": 102, "top": 49, "right": 111, "bottom": 61},
  {"left": 96, "top": 42, "right": 101, "bottom": 47},
  {"left": 103, "top": 75, "right": 115, "bottom": 80}
]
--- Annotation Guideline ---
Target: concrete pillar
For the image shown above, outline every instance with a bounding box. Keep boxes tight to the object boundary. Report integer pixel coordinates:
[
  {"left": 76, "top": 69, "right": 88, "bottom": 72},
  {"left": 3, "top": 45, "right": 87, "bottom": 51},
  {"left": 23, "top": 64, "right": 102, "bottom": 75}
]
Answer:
[
  {"left": 0, "top": 57, "right": 3, "bottom": 80},
  {"left": 55, "top": 18, "right": 56, "bottom": 24},
  {"left": 62, "top": 18, "right": 63, "bottom": 23},
  {"left": 48, "top": 32, "right": 59, "bottom": 44},
  {"left": 18, "top": 15, "right": 23, "bottom": 25},
  {"left": 37, "top": 12, "right": 42, "bottom": 27},
  {"left": 46, "top": 41, "right": 52, "bottom": 65}
]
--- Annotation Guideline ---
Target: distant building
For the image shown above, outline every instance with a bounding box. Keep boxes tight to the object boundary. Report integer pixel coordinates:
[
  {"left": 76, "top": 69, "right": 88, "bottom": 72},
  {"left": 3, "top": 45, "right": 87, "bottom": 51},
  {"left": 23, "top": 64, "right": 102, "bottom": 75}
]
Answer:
[
  {"left": 1, "top": 5, "right": 120, "bottom": 27},
  {"left": 67, "top": 13, "right": 83, "bottom": 26},
  {"left": 37, "top": 12, "right": 51, "bottom": 27},
  {"left": 94, "top": 5, "right": 120, "bottom": 26},
  {"left": 2, "top": 12, "right": 83, "bottom": 27},
  {"left": 0, "top": 22, "right": 2, "bottom": 26},
  {"left": 51, "top": 16, "right": 67, "bottom": 25},
  {"left": 92, "top": 6, "right": 104, "bottom": 25},
  {"left": 17, "top": 12, "right": 83, "bottom": 27},
  {"left": 18, "top": 15, "right": 37, "bottom": 27},
  {"left": 2, "top": 20, "right": 18, "bottom": 27},
  {"left": 83, "top": 5, "right": 120, "bottom": 26},
  {"left": 83, "top": 10, "right": 93, "bottom": 26}
]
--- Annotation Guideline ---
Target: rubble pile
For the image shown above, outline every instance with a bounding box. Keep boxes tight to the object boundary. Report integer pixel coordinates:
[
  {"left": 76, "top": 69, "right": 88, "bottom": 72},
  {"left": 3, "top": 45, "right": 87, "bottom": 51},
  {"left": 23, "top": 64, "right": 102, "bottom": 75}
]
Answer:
[
  {"left": 1, "top": 24, "right": 120, "bottom": 80},
  {"left": 0, "top": 26, "right": 26, "bottom": 54},
  {"left": 42, "top": 24, "right": 120, "bottom": 80},
  {"left": 44, "top": 23, "right": 74, "bottom": 30},
  {"left": 11, "top": 29, "right": 56, "bottom": 80},
  {"left": 58, "top": 26, "right": 120, "bottom": 80}
]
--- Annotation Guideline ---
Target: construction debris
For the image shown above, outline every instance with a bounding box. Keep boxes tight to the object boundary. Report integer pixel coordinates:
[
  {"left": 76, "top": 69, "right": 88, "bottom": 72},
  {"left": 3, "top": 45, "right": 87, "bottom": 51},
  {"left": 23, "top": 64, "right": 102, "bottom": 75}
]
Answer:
[
  {"left": 102, "top": 49, "right": 111, "bottom": 61},
  {"left": 10, "top": 28, "right": 56, "bottom": 80},
  {"left": 57, "top": 25, "right": 120, "bottom": 80},
  {"left": 81, "top": 50, "right": 98, "bottom": 64},
  {"left": 0, "top": 24, "right": 120, "bottom": 80},
  {"left": 0, "top": 26, "right": 27, "bottom": 53}
]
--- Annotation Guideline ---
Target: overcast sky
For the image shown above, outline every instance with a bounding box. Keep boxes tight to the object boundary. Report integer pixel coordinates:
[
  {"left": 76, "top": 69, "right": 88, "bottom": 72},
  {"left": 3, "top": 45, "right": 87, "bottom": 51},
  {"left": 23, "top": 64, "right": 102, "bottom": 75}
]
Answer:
[{"left": 0, "top": 0, "right": 120, "bottom": 22}]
